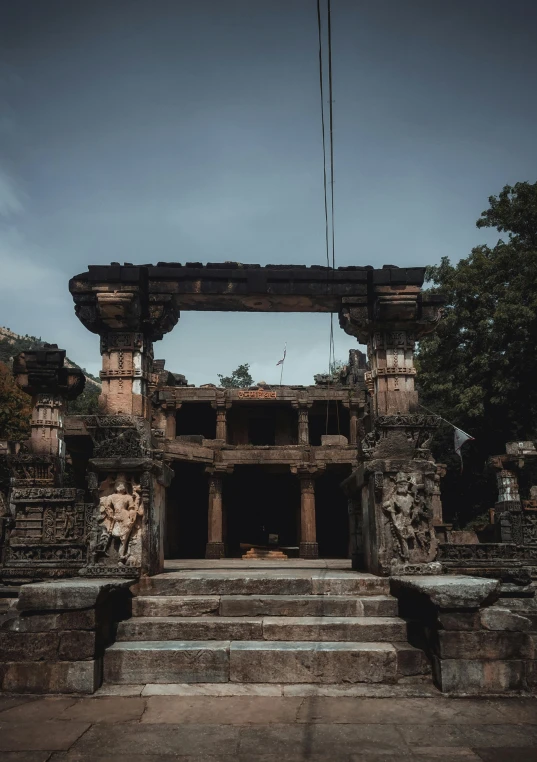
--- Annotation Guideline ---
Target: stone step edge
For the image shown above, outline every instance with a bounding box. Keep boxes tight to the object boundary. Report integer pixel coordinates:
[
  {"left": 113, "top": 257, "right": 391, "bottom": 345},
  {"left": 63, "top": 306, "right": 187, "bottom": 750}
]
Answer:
[
  {"left": 132, "top": 594, "right": 396, "bottom": 601},
  {"left": 106, "top": 639, "right": 399, "bottom": 651},
  {"left": 122, "top": 615, "right": 406, "bottom": 625}
]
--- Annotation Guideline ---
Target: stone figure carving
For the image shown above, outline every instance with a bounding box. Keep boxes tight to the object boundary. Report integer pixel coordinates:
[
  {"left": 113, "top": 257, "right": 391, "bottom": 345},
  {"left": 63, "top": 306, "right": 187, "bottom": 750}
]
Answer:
[
  {"left": 97, "top": 476, "right": 143, "bottom": 565},
  {"left": 382, "top": 472, "right": 433, "bottom": 562}
]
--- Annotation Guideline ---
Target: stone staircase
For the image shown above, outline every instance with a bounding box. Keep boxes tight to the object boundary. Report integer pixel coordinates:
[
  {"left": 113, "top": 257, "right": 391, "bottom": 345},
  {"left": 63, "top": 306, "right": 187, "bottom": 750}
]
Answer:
[{"left": 103, "top": 569, "right": 430, "bottom": 686}]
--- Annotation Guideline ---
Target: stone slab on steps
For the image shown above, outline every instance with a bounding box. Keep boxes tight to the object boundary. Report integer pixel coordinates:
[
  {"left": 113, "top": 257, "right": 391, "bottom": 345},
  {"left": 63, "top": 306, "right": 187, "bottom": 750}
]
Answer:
[
  {"left": 104, "top": 640, "right": 230, "bottom": 684},
  {"left": 116, "top": 616, "right": 407, "bottom": 642},
  {"left": 134, "top": 570, "right": 389, "bottom": 597},
  {"left": 131, "top": 594, "right": 398, "bottom": 618},
  {"left": 104, "top": 640, "right": 398, "bottom": 684},
  {"left": 132, "top": 596, "right": 220, "bottom": 617},
  {"left": 219, "top": 594, "right": 398, "bottom": 618},
  {"left": 230, "top": 641, "right": 398, "bottom": 684}
]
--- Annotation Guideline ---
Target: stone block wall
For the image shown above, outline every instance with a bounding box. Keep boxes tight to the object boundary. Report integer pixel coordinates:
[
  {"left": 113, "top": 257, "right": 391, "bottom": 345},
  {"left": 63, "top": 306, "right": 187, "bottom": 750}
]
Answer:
[
  {"left": 391, "top": 575, "right": 537, "bottom": 695},
  {"left": 0, "top": 579, "right": 131, "bottom": 693}
]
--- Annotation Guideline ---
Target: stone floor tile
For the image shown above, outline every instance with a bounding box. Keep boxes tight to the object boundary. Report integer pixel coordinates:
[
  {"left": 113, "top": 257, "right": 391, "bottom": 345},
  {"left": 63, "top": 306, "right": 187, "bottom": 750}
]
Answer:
[
  {"left": 0, "top": 698, "right": 77, "bottom": 723},
  {"left": 473, "top": 749, "right": 537, "bottom": 762},
  {"left": 486, "top": 698, "right": 537, "bottom": 724},
  {"left": 0, "top": 697, "right": 37, "bottom": 713},
  {"left": 296, "top": 698, "right": 508, "bottom": 725},
  {"left": 460, "top": 724, "right": 537, "bottom": 747},
  {"left": 142, "top": 696, "right": 302, "bottom": 724},
  {"left": 57, "top": 696, "right": 147, "bottom": 723},
  {"left": 0, "top": 754, "right": 54, "bottom": 762},
  {"left": 0, "top": 721, "right": 90, "bottom": 752},
  {"left": 93, "top": 684, "right": 144, "bottom": 696},
  {"left": 66, "top": 723, "right": 240, "bottom": 757},
  {"left": 397, "top": 725, "right": 471, "bottom": 747},
  {"left": 238, "top": 723, "right": 406, "bottom": 756}
]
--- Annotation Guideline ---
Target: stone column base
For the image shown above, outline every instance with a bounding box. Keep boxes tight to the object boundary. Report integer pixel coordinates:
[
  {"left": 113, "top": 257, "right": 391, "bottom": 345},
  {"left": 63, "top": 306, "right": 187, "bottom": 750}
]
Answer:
[
  {"left": 205, "top": 542, "right": 225, "bottom": 559},
  {"left": 299, "top": 542, "right": 319, "bottom": 559}
]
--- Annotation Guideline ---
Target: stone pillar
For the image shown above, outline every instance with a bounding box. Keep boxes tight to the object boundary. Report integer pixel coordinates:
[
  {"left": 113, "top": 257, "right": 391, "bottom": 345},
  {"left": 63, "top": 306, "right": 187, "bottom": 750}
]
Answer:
[
  {"left": 69, "top": 266, "right": 180, "bottom": 419},
  {"left": 293, "top": 467, "right": 320, "bottom": 558},
  {"left": 13, "top": 345, "right": 85, "bottom": 461},
  {"left": 298, "top": 408, "right": 309, "bottom": 445},
  {"left": 165, "top": 406, "right": 177, "bottom": 439},
  {"left": 206, "top": 469, "right": 226, "bottom": 558},
  {"left": 495, "top": 468, "right": 523, "bottom": 544},
  {"left": 348, "top": 405, "right": 359, "bottom": 446},
  {"left": 215, "top": 409, "right": 227, "bottom": 442},
  {"left": 339, "top": 270, "right": 445, "bottom": 575}
]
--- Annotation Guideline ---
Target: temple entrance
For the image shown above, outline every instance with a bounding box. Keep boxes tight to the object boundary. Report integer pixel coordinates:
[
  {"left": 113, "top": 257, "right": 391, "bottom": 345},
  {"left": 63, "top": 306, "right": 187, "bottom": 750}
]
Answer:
[
  {"left": 164, "top": 462, "right": 208, "bottom": 559},
  {"left": 316, "top": 467, "right": 352, "bottom": 558},
  {"left": 225, "top": 466, "right": 300, "bottom": 557}
]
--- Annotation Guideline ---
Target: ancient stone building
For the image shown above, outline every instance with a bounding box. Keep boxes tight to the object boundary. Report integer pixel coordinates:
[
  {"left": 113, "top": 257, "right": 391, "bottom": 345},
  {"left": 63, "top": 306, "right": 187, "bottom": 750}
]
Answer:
[{"left": 1, "top": 262, "right": 536, "bottom": 697}]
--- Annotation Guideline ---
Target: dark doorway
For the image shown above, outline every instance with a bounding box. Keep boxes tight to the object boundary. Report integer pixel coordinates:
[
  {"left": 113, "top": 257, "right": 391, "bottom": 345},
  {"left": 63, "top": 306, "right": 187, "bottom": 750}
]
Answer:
[
  {"left": 225, "top": 466, "right": 299, "bottom": 556},
  {"left": 309, "top": 402, "right": 350, "bottom": 445},
  {"left": 315, "top": 467, "right": 351, "bottom": 558},
  {"left": 227, "top": 405, "right": 298, "bottom": 446},
  {"left": 176, "top": 403, "right": 216, "bottom": 439},
  {"left": 165, "top": 462, "right": 208, "bottom": 558}
]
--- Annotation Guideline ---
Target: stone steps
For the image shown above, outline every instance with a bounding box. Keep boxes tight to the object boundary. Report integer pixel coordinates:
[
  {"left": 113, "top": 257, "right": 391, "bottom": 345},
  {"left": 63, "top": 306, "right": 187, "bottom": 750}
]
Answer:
[
  {"left": 134, "top": 571, "right": 390, "bottom": 597},
  {"left": 103, "top": 640, "right": 404, "bottom": 684},
  {"left": 117, "top": 615, "right": 408, "bottom": 642},
  {"left": 131, "top": 594, "right": 398, "bottom": 618},
  {"left": 102, "top": 569, "right": 431, "bottom": 688}
]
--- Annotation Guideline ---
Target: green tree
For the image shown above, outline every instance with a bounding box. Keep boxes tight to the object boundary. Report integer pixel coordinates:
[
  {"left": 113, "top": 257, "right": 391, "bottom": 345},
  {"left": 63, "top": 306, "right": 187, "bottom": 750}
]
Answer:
[
  {"left": 217, "top": 363, "right": 253, "bottom": 388},
  {"left": 0, "top": 362, "right": 31, "bottom": 441},
  {"left": 416, "top": 181, "right": 537, "bottom": 526}
]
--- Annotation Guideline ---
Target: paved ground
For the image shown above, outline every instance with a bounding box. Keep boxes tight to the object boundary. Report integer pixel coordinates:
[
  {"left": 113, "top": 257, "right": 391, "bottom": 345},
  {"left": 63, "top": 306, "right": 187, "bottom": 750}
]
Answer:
[{"left": 0, "top": 694, "right": 536, "bottom": 761}]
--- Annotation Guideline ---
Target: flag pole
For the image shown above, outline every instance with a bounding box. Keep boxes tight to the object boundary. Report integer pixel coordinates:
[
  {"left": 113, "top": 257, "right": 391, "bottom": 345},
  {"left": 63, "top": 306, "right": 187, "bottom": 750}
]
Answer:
[{"left": 278, "top": 343, "right": 287, "bottom": 387}]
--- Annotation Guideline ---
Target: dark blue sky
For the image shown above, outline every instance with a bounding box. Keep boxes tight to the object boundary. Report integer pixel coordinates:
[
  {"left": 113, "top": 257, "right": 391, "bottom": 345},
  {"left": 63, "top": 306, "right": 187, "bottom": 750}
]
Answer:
[{"left": 1, "top": 1, "right": 536, "bottom": 383}]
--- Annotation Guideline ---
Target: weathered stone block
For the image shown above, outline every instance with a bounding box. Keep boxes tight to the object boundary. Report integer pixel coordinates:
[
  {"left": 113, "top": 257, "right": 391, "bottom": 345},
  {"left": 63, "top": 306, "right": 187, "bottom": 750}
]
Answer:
[
  {"left": 433, "top": 657, "right": 526, "bottom": 694},
  {"left": 0, "top": 631, "right": 59, "bottom": 661},
  {"left": 435, "top": 630, "right": 531, "bottom": 660},
  {"left": 17, "top": 579, "right": 131, "bottom": 612},
  {"left": 393, "top": 642, "right": 430, "bottom": 676},
  {"left": 261, "top": 616, "right": 407, "bottom": 643},
  {"left": 117, "top": 616, "right": 263, "bottom": 642},
  {"left": 59, "top": 630, "right": 97, "bottom": 660},
  {"left": 391, "top": 575, "right": 500, "bottom": 610},
  {"left": 480, "top": 606, "right": 532, "bottom": 631},
  {"left": 104, "top": 641, "right": 230, "bottom": 684},
  {"left": 3, "top": 609, "right": 98, "bottom": 632},
  {"left": 132, "top": 595, "right": 220, "bottom": 617},
  {"left": 1, "top": 659, "right": 102, "bottom": 694},
  {"left": 437, "top": 611, "right": 480, "bottom": 631},
  {"left": 229, "top": 641, "right": 397, "bottom": 684},
  {"left": 526, "top": 660, "right": 537, "bottom": 688}
]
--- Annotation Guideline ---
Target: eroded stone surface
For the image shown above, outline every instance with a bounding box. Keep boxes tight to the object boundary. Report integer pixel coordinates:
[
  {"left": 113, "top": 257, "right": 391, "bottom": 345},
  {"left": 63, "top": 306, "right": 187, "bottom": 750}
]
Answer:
[
  {"left": 481, "top": 607, "right": 532, "bottom": 632},
  {"left": 391, "top": 576, "right": 501, "bottom": 610},
  {"left": 229, "top": 641, "right": 397, "bottom": 684},
  {"left": 1, "top": 660, "right": 102, "bottom": 694},
  {"left": 132, "top": 595, "right": 220, "bottom": 617},
  {"left": 17, "top": 580, "right": 131, "bottom": 612}
]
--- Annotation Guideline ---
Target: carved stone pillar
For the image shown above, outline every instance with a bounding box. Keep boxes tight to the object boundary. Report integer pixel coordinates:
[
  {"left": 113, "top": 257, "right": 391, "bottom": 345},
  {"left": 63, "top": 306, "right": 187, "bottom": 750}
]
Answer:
[
  {"left": 215, "top": 409, "right": 227, "bottom": 442},
  {"left": 292, "top": 467, "right": 320, "bottom": 558},
  {"left": 339, "top": 273, "right": 444, "bottom": 416},
  {"left": 348, "top": 405, "right": 359, "bottom": 446},
  {"left": 206, "top": 469, "right": 226, "bottom": 558},
  {"left": 165, "top": 406, "right": 177, "bottom": 440},
  {"left": 297, "top": 408, "right": 309, "bottom": 445},
  {"left": 69, "top": 266, "right": 180, "bottom": 419},
  {"left": 495, "top": 469, "right": 523, "bottom": 544}
]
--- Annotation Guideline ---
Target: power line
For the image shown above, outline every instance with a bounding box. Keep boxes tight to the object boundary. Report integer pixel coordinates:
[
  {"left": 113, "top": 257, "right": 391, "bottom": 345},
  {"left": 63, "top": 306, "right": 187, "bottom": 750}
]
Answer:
[{"left": 316, "top": 0, "right": 330, "bottom": 271}]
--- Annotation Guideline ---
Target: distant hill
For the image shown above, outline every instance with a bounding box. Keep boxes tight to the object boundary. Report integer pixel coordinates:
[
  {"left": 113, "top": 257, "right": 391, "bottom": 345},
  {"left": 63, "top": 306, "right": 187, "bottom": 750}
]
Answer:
[{"left": 0, "top": 326, "right": 101, "bottom": 413}]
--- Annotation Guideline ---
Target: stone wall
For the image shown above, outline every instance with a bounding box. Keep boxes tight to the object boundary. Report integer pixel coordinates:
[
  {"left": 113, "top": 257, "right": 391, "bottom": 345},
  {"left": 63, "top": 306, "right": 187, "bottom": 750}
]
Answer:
[
  {"left": 0, "top": 579, "right": 131, "bottom": 693},
  {"left": 391, "top": 575, "right": 537, "bottom": 695}
]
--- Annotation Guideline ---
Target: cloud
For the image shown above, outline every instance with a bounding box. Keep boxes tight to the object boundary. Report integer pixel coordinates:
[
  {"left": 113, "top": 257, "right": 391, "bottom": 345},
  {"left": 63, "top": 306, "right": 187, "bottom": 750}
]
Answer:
[{"left": 0, "top": 169, "right": 24, "bottom": 218}]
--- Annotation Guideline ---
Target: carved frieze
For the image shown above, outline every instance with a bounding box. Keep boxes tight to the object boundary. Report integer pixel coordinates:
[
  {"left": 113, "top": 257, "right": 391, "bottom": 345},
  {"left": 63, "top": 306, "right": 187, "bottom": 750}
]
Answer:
[
  {"left": 84, "top": 415, "right": 151, "bottom": 458},
  {"left": 89, "top": 473, "right": 144, "bottom": 568}
]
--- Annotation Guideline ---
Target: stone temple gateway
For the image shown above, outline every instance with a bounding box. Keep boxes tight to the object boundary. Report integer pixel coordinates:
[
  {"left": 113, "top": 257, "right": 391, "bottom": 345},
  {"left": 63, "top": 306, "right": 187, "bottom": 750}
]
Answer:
[{"left": 0, "top": 262, "right": 536, "bottom": 696}]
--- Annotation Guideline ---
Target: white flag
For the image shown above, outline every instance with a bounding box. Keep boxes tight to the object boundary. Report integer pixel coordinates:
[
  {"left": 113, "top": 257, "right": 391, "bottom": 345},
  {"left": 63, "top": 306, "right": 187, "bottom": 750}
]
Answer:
[
  {"left": 454, "top": 427, "right": 474, "bottom": 470},
  {"left": 276, "top": 345, "right": 287, "bottom": 366}
]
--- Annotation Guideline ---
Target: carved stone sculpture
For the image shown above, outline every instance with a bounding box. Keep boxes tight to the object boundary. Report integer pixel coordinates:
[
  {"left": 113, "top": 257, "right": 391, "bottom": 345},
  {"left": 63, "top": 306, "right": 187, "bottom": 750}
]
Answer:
[
  {"left": 96, "top": 475, "right": 143, "bottom": 566},
  {"left": 382, "top": 472, "right": 434, "bottom": 563}
]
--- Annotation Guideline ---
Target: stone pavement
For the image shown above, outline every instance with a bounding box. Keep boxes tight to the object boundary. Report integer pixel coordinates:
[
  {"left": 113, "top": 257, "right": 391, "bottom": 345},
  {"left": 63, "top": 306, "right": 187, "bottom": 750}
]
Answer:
[{"left": 0, "top": 694, "right": 536, "bottom": 761}]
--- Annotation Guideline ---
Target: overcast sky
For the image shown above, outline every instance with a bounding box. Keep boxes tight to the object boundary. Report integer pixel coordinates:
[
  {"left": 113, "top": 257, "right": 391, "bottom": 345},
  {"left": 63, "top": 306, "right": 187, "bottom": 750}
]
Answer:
[{"left": 1, "top": 0, "right": 536, "bottom": 385}]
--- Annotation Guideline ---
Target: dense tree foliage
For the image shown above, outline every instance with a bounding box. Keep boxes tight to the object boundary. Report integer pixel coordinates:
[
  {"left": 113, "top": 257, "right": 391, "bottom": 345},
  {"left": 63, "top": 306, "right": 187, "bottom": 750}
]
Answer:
[
  {"left": 0, "top": 362, "right": 31, "bottom": 441},
  {"left": 217, "top": 364, "right": 253, "bottom": 388},
  {"left": 416, "top": 182, "right": 537, "bottom": 526}
]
